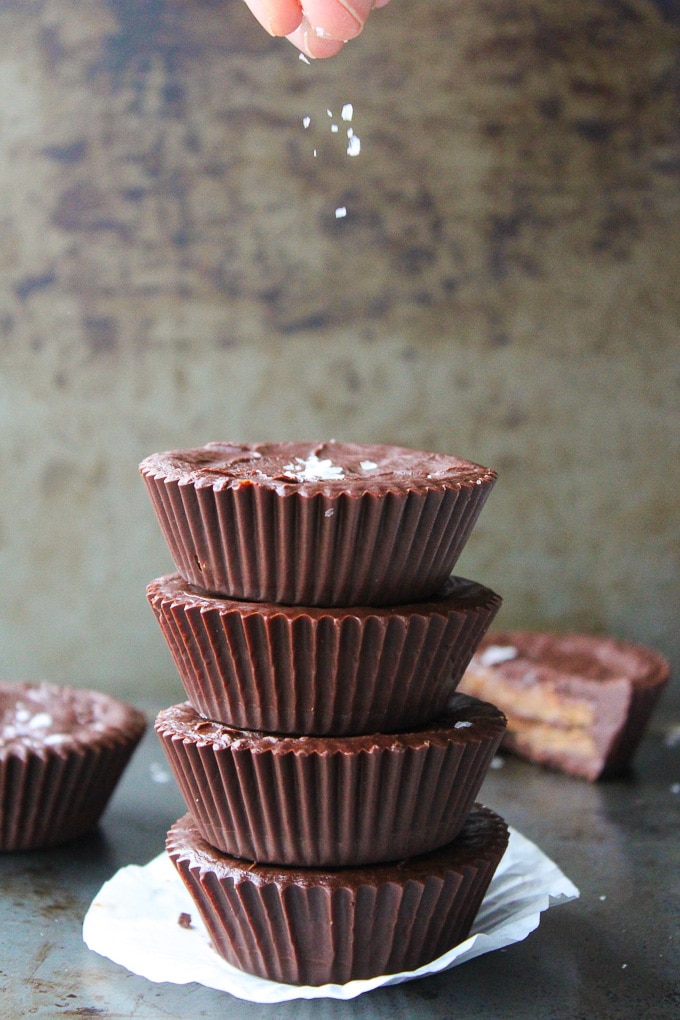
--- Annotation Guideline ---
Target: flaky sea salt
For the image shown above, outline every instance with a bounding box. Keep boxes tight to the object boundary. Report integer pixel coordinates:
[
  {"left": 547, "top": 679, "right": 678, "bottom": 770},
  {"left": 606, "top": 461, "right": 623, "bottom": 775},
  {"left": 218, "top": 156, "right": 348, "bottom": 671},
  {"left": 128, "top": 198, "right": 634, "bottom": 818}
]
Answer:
[
  {"left": 302, "top": 116, "right": 311, "bottom": 129},
  {"left": 335, "top": 206, "right": 347, "bottom": 218},
  {"left": 454, "top": 721, "right": 473, "bottom": 729},
  {"left": 479, "top": 645, "right": 518, "bottom": 668},
  {"left": 282, "top": 455, "right": 344, "bottom": 481},
  {"left": 299, "top": 53, "right": 311, "bottom": 64},
  {"left": 360, "top": 460, "right": 377, "bottom": 471},
  {"left": 347, "top": 132, "right": 361, "bottom": 156},
  {"left": 341, "top": 103, "right": 353, "bottom": 121}
]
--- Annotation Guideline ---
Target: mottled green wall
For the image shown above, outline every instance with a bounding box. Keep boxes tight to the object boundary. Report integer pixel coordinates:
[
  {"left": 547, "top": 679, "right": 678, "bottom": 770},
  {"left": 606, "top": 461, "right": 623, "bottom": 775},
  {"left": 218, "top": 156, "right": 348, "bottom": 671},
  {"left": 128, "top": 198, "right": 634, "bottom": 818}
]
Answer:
[{"left": 0, "top": 0, "right": 678, "bottom": 710}]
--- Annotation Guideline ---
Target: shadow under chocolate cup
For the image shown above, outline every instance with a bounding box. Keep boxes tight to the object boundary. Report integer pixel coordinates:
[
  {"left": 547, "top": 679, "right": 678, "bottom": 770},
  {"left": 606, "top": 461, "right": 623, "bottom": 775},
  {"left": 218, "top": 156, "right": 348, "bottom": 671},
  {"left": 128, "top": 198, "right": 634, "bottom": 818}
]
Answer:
[
  {"left": 155, "top": 693, "right": 506, "bottom": 867},
  {"left": 166, "top": 804, "right": 509, "bottom": 987},
  {"left": 0, "top": 682, "right": 146, "bottom": 852},
  {"left": 139, "top": 441, "right": 497, "bottom": 606},
  {"left": 147, "top": 572, "right": 502, "bottom": 735}
]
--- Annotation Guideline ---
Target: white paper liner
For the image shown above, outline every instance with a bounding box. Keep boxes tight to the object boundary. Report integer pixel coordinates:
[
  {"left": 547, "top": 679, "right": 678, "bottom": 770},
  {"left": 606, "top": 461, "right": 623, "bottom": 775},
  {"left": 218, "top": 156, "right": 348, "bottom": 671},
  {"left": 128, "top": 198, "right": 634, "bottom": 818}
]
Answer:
[{"left": 83, "top": 826, "right": 578, "bottom": 1003}]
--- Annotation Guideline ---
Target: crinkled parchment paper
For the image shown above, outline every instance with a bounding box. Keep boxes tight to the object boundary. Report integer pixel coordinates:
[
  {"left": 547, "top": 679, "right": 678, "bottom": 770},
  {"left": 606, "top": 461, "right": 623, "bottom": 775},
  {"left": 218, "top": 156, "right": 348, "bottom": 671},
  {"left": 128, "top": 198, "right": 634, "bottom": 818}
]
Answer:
[{"left": 83, "top": 826, "right": 578, "bottom": 1003}]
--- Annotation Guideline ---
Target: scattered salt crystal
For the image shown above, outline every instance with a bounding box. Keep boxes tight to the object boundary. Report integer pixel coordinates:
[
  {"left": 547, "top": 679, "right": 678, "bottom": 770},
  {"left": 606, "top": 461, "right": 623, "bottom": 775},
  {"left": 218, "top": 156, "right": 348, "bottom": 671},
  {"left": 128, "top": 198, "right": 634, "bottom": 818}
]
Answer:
[
  {"left": 283, "top": 455, "right": 344, "bottom": 481},
  {"left": 299, "top": 53, "right": 311, "bottom": 64},
  {"left": 599, "top": 895, "right": 607, "bottom": 901},
  {"left": 150, "top": 762, "right": 171, "bottom": 784},
  {"left": 490, "top": 756, "right": 505, "bottom": 769},
  {"left": 670, "top": 783, "right": 680, "bottom": 795},
  {"left": 313, "top": 149, "right": 317, "bottom": 157},
  {"left": 14, "top": 708, "right": 31, "bottom": 723},
  {"left": 28, "top": 713, "right": 52, "bottom": 729},
  {"left": 302, "top": 116, "right": 311, "bottom": 129},
  {"left": 335, "top": 206, "right": 347, "bottom": 218},
  {"left": 479, "top": 645, "right": 518, "bottom": 668},
  {"left": 360, "top": 460, "right": 377, "bottom": 471},
  {"left": 324, "top": 508, "right": 335, "bottom": 517},
  {"left": 664, "top": 724, "right": 680, "bottom": 748},
  {"left": 347, "top": 134, "right": 361, "bottom": 156},
  {"left": 331, "top": 124, "right": 338, "bottom": 133},
  {"left": 341, "top": 103, "right": 353, "bottom": 121},
  {"left": 454, "top": 720, "right": 473, "bottom": 729},
  {"left": 44, "top": 733, "right": 69, "bottom": 746},
  {"left": 327, "top": 109, "right": 333, "bottom": 117},
  {"left": 622, "top": 964, "right": 628, "bottom": 970}
]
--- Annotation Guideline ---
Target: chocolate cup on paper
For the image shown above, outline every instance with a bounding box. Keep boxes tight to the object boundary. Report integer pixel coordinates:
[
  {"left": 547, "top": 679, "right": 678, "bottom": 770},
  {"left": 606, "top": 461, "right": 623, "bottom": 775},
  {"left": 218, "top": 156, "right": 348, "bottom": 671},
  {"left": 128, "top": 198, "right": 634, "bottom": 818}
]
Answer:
[
  {"left": 0, "top": 682, "right": 146, "bottom": 852},
  {"left": 147, "top": 572, "right": 502, "bottom": 735},
  {"left": 459, "top": 629, "right": 670, "bottom": 781},
  {"left": 139, "top": 441, "right": 497, "bottom": 606},
  {"left": 166, "top": 805, "right": 509, "bottom": 986},
  {"left": 155, "top": 693, "right": 506, "bottom": 867}
]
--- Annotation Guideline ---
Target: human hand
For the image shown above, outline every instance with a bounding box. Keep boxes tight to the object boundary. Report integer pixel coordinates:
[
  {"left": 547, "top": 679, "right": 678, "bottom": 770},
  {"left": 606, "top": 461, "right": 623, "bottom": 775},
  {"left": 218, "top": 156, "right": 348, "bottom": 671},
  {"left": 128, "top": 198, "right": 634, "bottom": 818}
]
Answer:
[{"left": 244, "top": 0, "right": 391, "bottom": 58}]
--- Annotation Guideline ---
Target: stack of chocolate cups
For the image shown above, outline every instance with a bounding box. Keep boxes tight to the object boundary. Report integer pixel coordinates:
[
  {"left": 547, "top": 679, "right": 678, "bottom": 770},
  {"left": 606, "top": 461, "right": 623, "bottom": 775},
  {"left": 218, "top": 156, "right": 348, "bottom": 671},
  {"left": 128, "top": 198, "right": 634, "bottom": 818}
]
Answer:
[{"left": 140, "top": 441, "right": 510, "bottom": 987}]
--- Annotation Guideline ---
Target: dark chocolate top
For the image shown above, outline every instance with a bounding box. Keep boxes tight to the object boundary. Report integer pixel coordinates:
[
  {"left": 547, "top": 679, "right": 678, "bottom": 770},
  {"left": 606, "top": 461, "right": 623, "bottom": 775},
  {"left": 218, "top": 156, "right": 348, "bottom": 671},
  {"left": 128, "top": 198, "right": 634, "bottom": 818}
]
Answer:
[
  {"left": 155, "top": 693, "right": 507, "bottom": 755},
  {"left": 147, "top": 572, "right": 502, "bottom": 621},
  {"left": 167, "top": 804, "right": 509, "bottom": 890},
  {"left": 472, "top": 630, "right": 670, "bottom": 692},
  {"left": 139, "top": 441, "right": 496, "bottom": 497},
  {"left": 0, "top": 682, "right": 146, "bottom": 758}
]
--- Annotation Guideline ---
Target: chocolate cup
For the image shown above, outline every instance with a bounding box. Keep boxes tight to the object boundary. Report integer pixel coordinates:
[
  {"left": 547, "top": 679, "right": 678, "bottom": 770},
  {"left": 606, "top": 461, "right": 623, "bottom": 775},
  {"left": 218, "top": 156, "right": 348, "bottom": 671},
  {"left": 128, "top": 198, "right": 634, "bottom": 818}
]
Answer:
[
  {"left": 0, "top": 683, "right": 146, "bottom": 852},
  {"left": 155, "top": 694, "right": 506, "bottom": 867},
  {"left": 166, "top": 805, "right": 509, "bottom": 986},
  {"left": 459, "top": 630, "right": 670, "bottom": 780},
  {"left": 147, "top": 573, "right": 502, "bottom": 735},
  {"left": 140, "top": 441, "right": 496, "bottom": 606}
]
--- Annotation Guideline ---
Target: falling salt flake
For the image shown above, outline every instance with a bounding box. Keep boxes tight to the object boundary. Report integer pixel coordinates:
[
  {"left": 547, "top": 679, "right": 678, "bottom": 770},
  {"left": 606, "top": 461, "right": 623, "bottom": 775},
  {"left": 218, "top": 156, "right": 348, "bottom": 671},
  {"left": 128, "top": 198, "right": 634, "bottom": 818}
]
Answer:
[
  {"left": 299, "top": 53, "right": 311, "bottom": 64},
  {"left": 150, "top": 761, "right": 171, "bottom": 784},
  {"left": 360, "top": 460, "right": 377, "bottom": 471},
  {"left": 324, "top": 508, "right": 335, "bottom": 517},
  {"left": 331, "top": 124, "right": 339, "bottom": 133},
  {"left": 302, "top": 116, "right": 311, "bottom": 129},
  {"left": 664, "top": 724, "right": 680, "bottom": 748},
  {"left": 347, "top": 133, "right": 361, "bottom": 157},
  {"left": 335, "top": 206, "right": 347, "bottom": 218},
  {"left": 327, "top": 109, "right": 333, "bottom": 117},
  {"left": 490, "top": 755, "right": 505, "bottom": 769},
  {"left": 622, "top": 964, "right": 628, "bottom": 970},
  {"left": 479, "top": 645, "right": 518, "bottom": 668},
  {"left": 599, "top": 895, "right": 607, "bottom": 901},
  {"left": 454, "top": 720, "right": 473, "bottom": 729},
  {"left": 670, "top": 782, "right": 680, "bottom": 795},
  {"left": 341, "top": 103, "right": 353, "bottom": 121},
  {"left": 313, "top": 149, "right": 317, "bottom": 157}
]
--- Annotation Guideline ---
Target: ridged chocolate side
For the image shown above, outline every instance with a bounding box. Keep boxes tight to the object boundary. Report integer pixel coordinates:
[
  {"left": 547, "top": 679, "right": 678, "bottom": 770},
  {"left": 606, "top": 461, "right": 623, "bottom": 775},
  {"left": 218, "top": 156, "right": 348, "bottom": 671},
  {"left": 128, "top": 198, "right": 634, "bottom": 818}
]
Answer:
[
  {"left": 155, "top": 694, "right": 506, "bottom": 866},
  {"left": 140, "top": 466, "right": 496, "bottom": 606},
  {"left": 0, "top": 734, "right": 145, "bottom": 852},
  {"left": 147, "top": 574, "right": 502, "bottom": 734},
  {"left": 166, "top": 805, "right": 509, "bottom": 986}
]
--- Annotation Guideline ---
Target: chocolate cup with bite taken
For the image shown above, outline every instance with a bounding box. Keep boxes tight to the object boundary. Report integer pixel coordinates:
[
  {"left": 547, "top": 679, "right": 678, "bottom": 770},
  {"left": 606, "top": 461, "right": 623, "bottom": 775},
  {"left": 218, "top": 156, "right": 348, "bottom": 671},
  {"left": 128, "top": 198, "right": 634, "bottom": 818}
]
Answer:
[{"left": 459, "top": 630, "right": 670, "bottom": 780}]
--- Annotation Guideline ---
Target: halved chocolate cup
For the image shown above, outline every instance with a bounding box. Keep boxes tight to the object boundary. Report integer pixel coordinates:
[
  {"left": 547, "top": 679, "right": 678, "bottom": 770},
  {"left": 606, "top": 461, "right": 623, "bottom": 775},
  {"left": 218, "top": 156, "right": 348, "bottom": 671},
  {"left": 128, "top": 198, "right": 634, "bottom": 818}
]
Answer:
[
  {"left": 155, "top": 693, "right": 506, "bottom": 867},
  {"left": 147, "top": 573, "right": 501, "bottom": 734},
  {"left": 140, "top": 441, "right": 497, "bottom": 606},
  {"left": 1, "top": 682, "right": 146, "bottom": 852},
  {"left": 460, "top": 629, "right": 670, "bottom": 780},
  {"left": 166, "top": 805, "right": 509, "bottom": 986}
]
